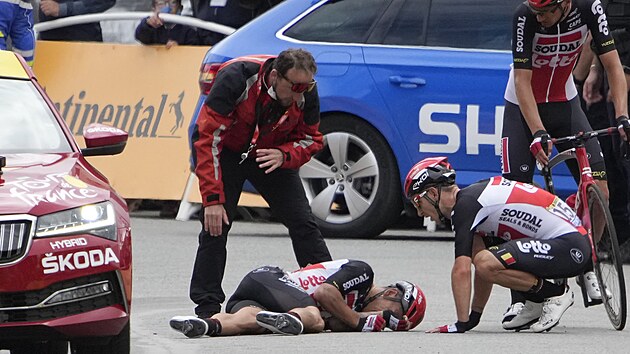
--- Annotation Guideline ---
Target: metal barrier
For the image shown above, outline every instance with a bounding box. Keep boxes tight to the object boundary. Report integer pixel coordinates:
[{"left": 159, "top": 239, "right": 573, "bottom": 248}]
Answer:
[{"left": 33, "top": 12, "right": 236, "bottom": 37}]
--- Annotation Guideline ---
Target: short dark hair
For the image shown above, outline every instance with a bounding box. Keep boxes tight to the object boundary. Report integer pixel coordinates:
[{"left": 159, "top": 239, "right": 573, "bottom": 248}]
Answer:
[{"left": 273, "top": 48, "right": 317, "bottom": 76}]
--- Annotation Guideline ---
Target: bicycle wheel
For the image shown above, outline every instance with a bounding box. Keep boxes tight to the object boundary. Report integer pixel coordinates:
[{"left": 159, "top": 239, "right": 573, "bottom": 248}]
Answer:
[{"left": 587, "top": 184, "right": 627, "bottom": 330}]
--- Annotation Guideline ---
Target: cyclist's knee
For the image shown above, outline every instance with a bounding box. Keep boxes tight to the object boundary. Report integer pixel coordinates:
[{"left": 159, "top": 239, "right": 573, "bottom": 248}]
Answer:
[{"left": 473, "top": 250, "right": 504, "bottom": 280}]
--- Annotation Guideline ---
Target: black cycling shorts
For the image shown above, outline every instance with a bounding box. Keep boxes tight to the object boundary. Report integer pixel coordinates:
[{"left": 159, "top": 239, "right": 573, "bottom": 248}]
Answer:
[
  {"left": 501, "top": 97, "right": 606, "bottom": 183},
  {"left": 488, "top": 232, "right": 591, "bottom": 278},
  {"left": 225, "top": 266, "right": 316, "bottom": 314}
]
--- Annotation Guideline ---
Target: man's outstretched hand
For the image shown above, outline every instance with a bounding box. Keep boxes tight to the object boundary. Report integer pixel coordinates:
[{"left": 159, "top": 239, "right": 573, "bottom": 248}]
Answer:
[{"left": 426, "top": 311, "right": 482, "bottom": 333}]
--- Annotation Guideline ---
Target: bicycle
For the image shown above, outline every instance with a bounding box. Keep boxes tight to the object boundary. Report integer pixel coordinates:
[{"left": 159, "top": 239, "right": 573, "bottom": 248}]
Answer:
[{"left": 540, "top": 127, "right": 627, "bottom": 330}]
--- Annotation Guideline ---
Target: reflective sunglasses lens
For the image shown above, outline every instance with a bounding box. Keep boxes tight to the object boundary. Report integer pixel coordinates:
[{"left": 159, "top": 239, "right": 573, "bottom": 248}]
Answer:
[{"left": 292, "top": 83, "right": 309, "bottom": 93}]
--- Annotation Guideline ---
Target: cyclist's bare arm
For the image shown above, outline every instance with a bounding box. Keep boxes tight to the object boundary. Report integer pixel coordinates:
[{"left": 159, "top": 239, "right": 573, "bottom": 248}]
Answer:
[
  {"left": 600, "top": 50, "right": 629, "bottom": 120},
  {"left": 471, "top": 236, "right": 492, "bottom": 314},
  {"left": 515, "top": 68, "right": 550, "bottom": 164},
  {"left": 514, "top": 69, "right": 546, "bottom": 134},
  {"left": 452, "top": 255, "right": 473, "bottom": 322},
  {"left": 313, "top": 283, "right": 361, "bottom": 329},
  {"left": 573, "top": 34, "right": 595, "bottom": 83}
]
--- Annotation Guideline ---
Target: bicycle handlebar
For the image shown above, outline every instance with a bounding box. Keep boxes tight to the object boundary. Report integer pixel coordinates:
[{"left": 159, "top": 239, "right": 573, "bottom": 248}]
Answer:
[{"left": 551, "top": 127, "right": 618, "bottom": 145}]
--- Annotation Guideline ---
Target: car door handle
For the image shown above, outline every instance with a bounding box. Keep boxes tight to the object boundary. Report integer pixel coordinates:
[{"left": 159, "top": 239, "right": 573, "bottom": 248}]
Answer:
[{"left": 389, "top": 76, "right": 426, "bottom": 88}]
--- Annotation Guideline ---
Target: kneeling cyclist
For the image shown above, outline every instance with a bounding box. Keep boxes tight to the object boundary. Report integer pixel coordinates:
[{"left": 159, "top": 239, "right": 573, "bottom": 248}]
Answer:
[{"left": 407, "top": 157, "right": 591, "bottom": 333}]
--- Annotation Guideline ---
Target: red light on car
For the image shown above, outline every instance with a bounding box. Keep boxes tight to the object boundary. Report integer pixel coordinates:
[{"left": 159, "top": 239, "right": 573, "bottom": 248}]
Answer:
[{"left": 199, "top": 63, "right": 222, "bottom": 95}]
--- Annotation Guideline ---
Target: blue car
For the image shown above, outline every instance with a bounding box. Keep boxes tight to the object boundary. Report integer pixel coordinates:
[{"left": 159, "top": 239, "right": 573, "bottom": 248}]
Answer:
[{"left": 189, "top": 0, "right": 576, "bottom": 238}]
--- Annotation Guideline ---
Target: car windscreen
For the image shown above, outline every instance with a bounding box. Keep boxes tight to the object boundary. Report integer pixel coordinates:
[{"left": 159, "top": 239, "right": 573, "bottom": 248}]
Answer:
[{"left": 0, "top": 79, "right": 72, "bottom": 154}]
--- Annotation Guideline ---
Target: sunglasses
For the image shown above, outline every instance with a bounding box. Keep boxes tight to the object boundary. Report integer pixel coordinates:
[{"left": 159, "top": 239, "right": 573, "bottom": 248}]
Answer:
[
  {"left": 411, "top": 190, "right": 427, "bottom": 209},
  {"left": 278, "top": 72, "right": 316, "bottom": 93},
  {"left": 527, "top": 3, "right": 561, "bottom": 15}
]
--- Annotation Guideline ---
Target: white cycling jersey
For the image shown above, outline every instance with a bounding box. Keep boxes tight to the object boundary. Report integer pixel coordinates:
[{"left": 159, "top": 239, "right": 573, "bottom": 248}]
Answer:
[{"left": 452, "top": 176, "right": 583, "bottom": 257}]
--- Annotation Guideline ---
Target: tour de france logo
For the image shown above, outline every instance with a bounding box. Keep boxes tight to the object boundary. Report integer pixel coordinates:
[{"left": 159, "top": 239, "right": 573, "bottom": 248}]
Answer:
[{"left": 54, "top": 90, "right": 188, "bottom": 139}]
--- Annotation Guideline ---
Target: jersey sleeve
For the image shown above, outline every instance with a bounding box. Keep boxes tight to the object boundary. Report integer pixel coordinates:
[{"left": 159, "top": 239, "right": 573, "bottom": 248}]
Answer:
[
  {"left": 511, "top": 4, "right": 536, "bottom": 70},
  {"left": 584, "top": 0, "right": 616, "bottom": 55},
  {"left": 452, "top": 192, "right": 484, "bottom": 258},
  {"left": 324, "top": 260, "right": 374, "bottom": 297},
  {"left": 192, "top": 61, "right": 250, "bottom": 206},
  {"left": 204, "top": 62, "right": 249, "bottom": 116}
]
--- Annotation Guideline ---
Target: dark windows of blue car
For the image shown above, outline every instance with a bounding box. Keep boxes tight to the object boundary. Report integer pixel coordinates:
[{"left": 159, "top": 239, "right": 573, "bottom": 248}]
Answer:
[{"left": 284, "top": 0, "right": 519, "bottom": 50}]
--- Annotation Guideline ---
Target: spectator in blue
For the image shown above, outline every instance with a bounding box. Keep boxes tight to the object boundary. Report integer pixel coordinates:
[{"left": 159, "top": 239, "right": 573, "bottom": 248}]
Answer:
[
  {"left": 135, "top": 0, "right": 200, "bottom": 48},
  {"left": 38, "top": 0, "right": 116, "bottom": 42},
  {"left": 191, "top": 0, "right": 281, "bottom": 46},
  {"left": 0, "top": 0, "right": 35, "bottom": 66}
]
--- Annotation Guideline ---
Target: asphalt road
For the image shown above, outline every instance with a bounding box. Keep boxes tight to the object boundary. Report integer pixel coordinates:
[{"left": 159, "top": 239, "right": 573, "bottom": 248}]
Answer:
[{"left": 130, "top": 216, "right": 630, "bottom": 354}]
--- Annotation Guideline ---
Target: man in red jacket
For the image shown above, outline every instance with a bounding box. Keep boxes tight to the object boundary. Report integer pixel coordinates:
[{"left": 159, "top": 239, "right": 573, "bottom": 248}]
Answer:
[{"left": 189, "top": 48, "right": 332, "bottom": 318}]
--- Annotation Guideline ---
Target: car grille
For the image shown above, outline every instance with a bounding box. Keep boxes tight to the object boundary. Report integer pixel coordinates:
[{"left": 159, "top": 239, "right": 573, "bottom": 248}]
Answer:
[
  {"left": 0, "top": 221, "right": 31, "bottom": 264},
  {"left": 0, "top": 272, "right": 123, "bottom": 323}
]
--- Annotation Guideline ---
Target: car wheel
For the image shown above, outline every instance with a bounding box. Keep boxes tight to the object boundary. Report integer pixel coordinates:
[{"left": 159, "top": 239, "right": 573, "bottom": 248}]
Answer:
[
  {"left": 10, "top": 340, "right": 68, "bottom": 354},
  {"left": 71, "top": 321, "right": 130, "bottom": 354},
  {"left": 300, "top": 114, "right": 402, "bottom": 238}
]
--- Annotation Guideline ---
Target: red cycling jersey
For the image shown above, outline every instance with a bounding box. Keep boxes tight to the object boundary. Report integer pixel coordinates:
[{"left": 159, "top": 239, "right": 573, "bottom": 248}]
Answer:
[
  {"left": 191, "top": 55, "right": 324, "bottom": 206},
  {"left": 504, "top": 0, "right": 616, "bottom": 104}
]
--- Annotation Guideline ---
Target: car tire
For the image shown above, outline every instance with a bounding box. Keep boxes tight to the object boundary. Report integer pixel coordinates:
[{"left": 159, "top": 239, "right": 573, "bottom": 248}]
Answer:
[
  {"left": 10, "top": 340, "right": 68, "bottom": 354},
  {"left": 300, "top": 114, "right": 402, "bottom": 238},
  {"left": 71, "top": 321, "right": 130, "bottom": 354}
]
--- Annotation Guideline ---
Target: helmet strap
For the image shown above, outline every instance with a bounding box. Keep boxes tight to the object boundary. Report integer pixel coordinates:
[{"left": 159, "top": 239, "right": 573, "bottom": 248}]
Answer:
[
  {"left": 362, "top": 289, "right": 387, "bottom": 309},
  {"left": 362, "top": 288, "right": 405, "bottom": 314},
  {"left": 422, "top": 187, "right": 448, "bottom": 224}
]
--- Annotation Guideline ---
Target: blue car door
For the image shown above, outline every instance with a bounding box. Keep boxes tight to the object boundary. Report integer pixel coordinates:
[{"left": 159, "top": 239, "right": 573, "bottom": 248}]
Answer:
[{"left": 364, "top": 0, "right": 519, "bottom": 187}]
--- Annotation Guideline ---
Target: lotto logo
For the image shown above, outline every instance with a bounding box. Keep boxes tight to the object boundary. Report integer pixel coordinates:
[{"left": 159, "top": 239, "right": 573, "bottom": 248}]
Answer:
[{"left": 516, "top": 240, "right": 551, "bottom": 254}]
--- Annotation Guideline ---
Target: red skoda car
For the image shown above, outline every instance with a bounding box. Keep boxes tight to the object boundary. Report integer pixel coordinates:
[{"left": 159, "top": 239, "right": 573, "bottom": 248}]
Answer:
[{"left": 0, "top": 52, "right": 132, "bottom": 353}]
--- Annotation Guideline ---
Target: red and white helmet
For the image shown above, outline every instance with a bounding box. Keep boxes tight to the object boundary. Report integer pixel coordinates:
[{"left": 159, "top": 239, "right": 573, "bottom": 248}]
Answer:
[
  {"left": 527, "top": 0, "right": 563, "bottom": 10},
  {"left": 404, "top": 157, "right": 456, "bottom": 199},
  {"left": 390, "top": 281, "right": 426, "bottom": 329}
]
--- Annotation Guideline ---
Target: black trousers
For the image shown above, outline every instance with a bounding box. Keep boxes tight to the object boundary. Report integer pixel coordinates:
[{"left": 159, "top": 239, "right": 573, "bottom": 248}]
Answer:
[
  {"left": 189, "top": 149, "right": 332, "bottom": 316},
  {"left": 581, "top": 90, "right": 630, "bottom": 248}
]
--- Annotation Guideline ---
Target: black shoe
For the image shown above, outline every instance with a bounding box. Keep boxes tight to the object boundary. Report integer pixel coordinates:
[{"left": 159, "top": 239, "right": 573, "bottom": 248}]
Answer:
[
  {"left": 169, "top": 316, "right": 209, "bottom": 338},
  {"left": 256, "top": 311, "right": 303, "bottom": 335}
]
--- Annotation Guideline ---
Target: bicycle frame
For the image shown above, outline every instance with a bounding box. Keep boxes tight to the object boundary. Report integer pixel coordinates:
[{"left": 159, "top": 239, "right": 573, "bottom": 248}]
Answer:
[{"left": 542, "top": 127, "right": 618, "bottom": 263}]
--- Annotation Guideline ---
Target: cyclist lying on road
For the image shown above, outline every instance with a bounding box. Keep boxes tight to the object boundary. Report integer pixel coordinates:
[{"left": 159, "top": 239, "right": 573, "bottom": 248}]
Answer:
[
  {"left": 169, "top": 259, "right": 426, "bottom": 337},
  {"left": 406, "top": 157, "right": 591, "bottom": 333}
]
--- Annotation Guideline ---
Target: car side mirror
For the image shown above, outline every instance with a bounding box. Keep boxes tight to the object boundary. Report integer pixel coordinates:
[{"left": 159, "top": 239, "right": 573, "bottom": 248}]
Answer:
[{"left": 81, "top": 123, "right": 128, "bottom": 157}]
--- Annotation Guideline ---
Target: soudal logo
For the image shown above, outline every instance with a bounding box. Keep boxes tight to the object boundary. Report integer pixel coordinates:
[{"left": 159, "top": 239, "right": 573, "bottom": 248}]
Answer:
[
  {"left": 534, "top": 40, "right": 581, "bottom": 54},
  {"left": 515, "top": 16, "right": 526, "bottom": 53},
  {"left": 42, "top": 248, "right": 120, "bottom": 274},
  {"left": 343, "top": 272, "right": 370, "bottom": 291},
  {"left": 500, "top": 209, "right": 543, "bottom": 228},
  {"left": 516, "top": 240, "right": 551, "bottom": 254},
  {"left": 52, "top": 90, "right": 187, "bottom": 138},
  {"left": 298, "top": 275, "right": 326, "bottom": 290}
]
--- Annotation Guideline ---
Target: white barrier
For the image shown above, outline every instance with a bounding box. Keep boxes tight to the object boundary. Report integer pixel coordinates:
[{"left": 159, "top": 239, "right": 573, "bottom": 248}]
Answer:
[{"left": 33, "top": 12, "right": 236, "bottom": 37}]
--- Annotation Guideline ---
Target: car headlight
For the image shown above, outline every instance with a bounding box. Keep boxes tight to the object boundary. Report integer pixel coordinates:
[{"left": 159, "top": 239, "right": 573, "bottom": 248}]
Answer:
[{"left": 36, "top": 202, "right": 117, "bottom": 240}]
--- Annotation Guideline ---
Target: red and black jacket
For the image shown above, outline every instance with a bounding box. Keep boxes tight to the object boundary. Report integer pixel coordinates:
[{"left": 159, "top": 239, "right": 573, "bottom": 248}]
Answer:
[{"left": 191, "top": 55, "right": 323, "bottom": 207}]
